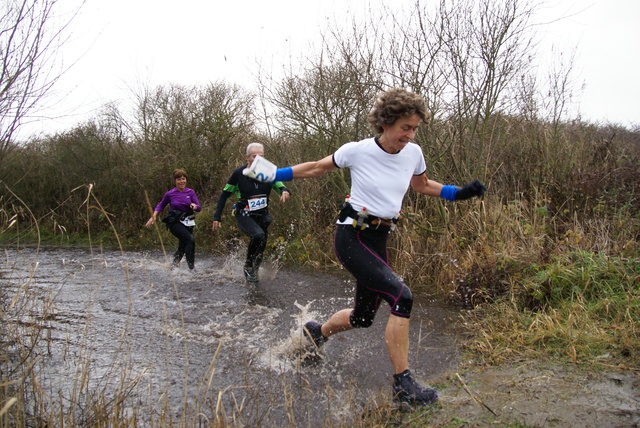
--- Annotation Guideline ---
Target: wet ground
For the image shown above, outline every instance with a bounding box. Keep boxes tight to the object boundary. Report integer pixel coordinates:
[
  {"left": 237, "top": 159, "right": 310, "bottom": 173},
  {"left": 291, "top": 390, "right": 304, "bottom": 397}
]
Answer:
[
  {"left": 3, "top": 247, "right": 638, "bottom": 426},
  {"left": 1, "top": 246, "right": 461, "bottom": 425}
]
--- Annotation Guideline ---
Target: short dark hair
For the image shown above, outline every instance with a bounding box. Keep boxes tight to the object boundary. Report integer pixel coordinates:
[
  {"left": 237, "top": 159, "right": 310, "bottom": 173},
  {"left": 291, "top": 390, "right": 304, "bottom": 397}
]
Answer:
[
  {"left": 367, "top": 88, "right": 430, "bottom": 134},
  {"left": 173, "top": 168, "right": 187, "bottom": 180}
]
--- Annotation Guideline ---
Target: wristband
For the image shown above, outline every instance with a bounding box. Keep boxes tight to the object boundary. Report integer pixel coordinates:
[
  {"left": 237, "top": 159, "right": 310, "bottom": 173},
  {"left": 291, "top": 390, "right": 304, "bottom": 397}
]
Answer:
[
  {"left": 440, "top": 185, "right": 458, "bottom": 201},
  {"left": 275, "top": 167, "right": 294, "bottom": 182}
]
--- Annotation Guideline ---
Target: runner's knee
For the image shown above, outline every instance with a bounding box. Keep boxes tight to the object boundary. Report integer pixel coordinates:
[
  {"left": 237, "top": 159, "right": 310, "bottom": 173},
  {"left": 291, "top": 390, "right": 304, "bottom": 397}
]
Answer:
[
  {"left": 391, "top": 287, "right": 413, "bottom": 317},
  {"left": 251, "top": 230, "right": 266, "bottom": 241}
]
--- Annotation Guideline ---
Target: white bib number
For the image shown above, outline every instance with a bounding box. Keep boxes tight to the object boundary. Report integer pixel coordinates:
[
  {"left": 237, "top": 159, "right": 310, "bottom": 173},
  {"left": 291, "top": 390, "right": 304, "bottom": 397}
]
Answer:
[
  {"left": 180, "top": 216, "right": 195, "bottom": 227},
  {"left": 248, "top": 197, "right": 267, "bottom": 211}
]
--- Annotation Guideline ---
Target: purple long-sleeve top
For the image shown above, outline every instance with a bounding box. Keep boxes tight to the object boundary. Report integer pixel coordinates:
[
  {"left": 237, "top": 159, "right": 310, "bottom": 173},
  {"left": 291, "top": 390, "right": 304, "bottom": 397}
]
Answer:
[{"left": 154, "top": 187, "right": 202, "bottom": 213}]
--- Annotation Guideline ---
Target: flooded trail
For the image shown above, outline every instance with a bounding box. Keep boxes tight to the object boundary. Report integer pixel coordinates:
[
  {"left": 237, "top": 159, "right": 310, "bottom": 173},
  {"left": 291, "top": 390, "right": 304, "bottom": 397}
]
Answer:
[{"left": 2, "top": 247, "right": 462, "bottom": 425}]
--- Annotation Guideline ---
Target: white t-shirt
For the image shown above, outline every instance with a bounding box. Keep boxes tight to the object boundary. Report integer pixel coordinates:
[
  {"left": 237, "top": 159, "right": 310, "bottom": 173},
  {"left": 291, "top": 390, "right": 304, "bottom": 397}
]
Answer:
[{"left": 333, "top": 137, "right": 427, "bottom": 220}]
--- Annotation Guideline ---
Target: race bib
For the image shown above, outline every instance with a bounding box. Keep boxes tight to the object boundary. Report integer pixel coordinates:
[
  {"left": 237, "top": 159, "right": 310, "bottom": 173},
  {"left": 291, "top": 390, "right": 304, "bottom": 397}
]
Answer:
[
  {"left": 180, "top": 216, "right": 196, "bottom": 227},
  {"left": 248, "top": 196, "right": 267, "bottom": 211}
]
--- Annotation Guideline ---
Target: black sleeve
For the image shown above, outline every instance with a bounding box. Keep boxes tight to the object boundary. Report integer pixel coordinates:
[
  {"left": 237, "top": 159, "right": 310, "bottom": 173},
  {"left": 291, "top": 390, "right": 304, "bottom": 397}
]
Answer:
[{"left": 212, "top": 190, "right": 233, "bottom": 222}]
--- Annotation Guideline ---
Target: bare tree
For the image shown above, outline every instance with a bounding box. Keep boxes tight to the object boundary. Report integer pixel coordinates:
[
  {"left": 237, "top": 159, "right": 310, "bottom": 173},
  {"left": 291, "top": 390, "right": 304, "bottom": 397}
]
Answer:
[
  {"left": 132, "top": 82, "right": 256, "bottom": 194},
  {"left": 544, "top": 46, "right": 577, "bottom": 138},
  {"left": 258, "top": 17, "right": 383, "bottom": 158},
  {"left": 0, "top": 0, "right": 78, "bottom": 161},
  {"left": 372, "top": 0, "right": 541, "bottom": 179}
]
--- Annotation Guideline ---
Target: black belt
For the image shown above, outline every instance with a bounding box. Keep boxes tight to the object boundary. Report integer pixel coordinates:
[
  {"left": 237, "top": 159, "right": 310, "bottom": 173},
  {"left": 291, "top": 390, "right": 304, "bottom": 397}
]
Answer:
[
  {"left": 339, "top": 202, "right": 397, "bottom": 231},
  {"left": 367, "top": 217, "right": 394, "bottom": 228},
  {"left": 345, "top": 216, "right": 395, "bottom": 231}
]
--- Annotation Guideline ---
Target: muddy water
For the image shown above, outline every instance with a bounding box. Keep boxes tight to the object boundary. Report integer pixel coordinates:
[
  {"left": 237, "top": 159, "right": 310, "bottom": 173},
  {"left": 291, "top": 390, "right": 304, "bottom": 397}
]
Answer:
[{"left": 2, "top": 246, "right": 462, "bottom": 425}]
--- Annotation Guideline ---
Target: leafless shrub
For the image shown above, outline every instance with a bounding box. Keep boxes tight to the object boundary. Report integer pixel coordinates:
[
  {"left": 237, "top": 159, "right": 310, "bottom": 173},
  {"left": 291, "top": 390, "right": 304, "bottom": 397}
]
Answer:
[{"left": 0, "top": 0, "right": 81, "bottom": 161}]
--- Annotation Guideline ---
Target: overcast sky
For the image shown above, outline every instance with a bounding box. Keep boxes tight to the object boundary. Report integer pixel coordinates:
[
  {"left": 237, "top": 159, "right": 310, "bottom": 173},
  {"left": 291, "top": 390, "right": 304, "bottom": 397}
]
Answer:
[{"left": 23, "top": 0, "right": 639, "bottom": 139}]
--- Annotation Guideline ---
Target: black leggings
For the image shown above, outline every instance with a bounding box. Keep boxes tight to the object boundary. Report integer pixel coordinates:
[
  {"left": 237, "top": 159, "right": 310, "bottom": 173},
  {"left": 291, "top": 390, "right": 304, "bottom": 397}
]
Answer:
[
  {"left": 334, "top": 225, "right": 413, "bottom": 328},
  {"left": 169, "top": 222, "right": 195, "bottom": 268},
  {"left": 236, "top": 212, "right": 272, "bottom": 268}
]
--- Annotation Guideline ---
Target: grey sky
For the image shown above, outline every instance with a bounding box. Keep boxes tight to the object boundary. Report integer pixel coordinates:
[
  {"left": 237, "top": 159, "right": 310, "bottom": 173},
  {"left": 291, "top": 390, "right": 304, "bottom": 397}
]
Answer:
[{"left": 25, "top": 0, "right": 639, "bottom": 138}]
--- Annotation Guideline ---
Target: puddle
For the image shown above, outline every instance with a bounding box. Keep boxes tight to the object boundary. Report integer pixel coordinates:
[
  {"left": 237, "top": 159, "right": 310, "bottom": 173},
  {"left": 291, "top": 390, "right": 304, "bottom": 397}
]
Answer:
[{"left": 1, "top": 246, "right": 462, "bottom": 425}]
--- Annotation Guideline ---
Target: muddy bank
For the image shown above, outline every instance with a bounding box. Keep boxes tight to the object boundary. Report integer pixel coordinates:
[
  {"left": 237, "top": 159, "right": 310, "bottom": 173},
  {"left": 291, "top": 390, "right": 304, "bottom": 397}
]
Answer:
[{"left": 424, "top": 362, "right": 639, "bottom": 427}]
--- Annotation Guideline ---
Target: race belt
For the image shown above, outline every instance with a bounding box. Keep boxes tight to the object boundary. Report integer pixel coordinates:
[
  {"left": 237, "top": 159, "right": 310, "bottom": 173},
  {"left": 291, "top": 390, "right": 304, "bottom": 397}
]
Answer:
[{"left": 338, "top": 202, "right": 398, "bottom": 231}]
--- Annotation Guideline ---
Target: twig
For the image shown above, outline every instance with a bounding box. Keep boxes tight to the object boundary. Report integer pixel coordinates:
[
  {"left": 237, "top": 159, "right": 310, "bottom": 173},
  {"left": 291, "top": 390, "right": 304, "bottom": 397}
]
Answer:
[{"left": 455, "top": 373, "right": 497, "bottom": 416}]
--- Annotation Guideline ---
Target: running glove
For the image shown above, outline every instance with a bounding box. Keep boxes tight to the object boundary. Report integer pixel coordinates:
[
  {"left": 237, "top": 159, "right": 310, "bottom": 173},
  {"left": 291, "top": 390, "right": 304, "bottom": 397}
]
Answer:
[{"left": 455, "top": 180, "right": 487, "bottom": 200}]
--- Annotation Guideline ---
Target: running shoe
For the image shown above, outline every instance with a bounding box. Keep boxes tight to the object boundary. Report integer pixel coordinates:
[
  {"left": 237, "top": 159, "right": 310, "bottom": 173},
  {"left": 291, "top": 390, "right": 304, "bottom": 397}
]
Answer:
[
  {"left": 244, "top": 267, "right": 258, "bottom": 282},
  {"left": 303, "top": 321, "right": 327, "bottom": 348},
  {"left": 392, "top": 370, "right": 439, "bottom": 407}
]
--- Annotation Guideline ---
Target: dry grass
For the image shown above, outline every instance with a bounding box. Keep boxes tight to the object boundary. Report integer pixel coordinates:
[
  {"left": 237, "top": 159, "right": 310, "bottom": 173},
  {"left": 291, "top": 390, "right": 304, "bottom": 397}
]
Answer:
[
  {"left": 1, "top": 116, "right": 639, "bottom": 425},
  {"left": 3, "top": 193, "right": 636, "bottom": 426},
  {"left": 2, "top": 183, "right": 639, "bottom": 426}
]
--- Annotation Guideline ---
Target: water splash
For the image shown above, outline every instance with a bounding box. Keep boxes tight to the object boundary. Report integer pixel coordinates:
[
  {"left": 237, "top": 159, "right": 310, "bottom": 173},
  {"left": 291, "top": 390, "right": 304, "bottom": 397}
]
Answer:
[
  {"left": 257, "top": 258, "right": 279, "bottom": 281},
  {"left": 258, "top": 301, "right": 327, "bottom": 373}
]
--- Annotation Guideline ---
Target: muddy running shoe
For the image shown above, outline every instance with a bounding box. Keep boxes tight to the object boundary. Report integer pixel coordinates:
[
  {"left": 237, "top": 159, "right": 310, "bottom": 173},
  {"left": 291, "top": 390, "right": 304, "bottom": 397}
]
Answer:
[
  {"left": 392, "top": 370, "right": 438, "bottom": 407},
  {"left": 303, "top": 321, "right": 327, "bottom": 348},
  {"left": 243, "top": 267, "right": 258, "bottom": 282}
]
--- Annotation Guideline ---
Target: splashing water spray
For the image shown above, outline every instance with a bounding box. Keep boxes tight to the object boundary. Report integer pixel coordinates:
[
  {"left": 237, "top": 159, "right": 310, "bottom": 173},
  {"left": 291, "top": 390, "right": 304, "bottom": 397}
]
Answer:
[{"left": 259, "top": 301, "right": 326, "bottom": 372}]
